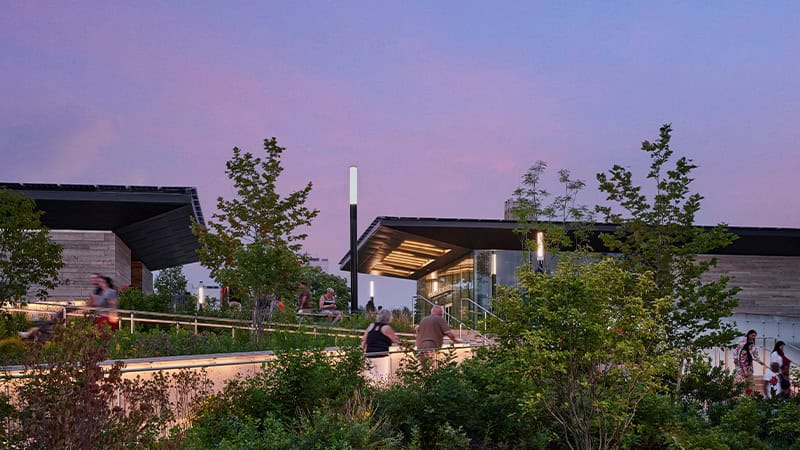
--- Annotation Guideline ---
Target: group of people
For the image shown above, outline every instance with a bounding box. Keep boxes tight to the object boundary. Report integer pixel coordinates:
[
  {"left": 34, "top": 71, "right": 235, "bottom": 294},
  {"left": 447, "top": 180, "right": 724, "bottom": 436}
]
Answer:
[
  {"left": 296, "top": 282, "right": 344, "bottom": 324},
  {"left": 360, "top": 304, "right": 460, "bottom": 382},
  {"left": 736, "top": 329, "right": 794, "bottom": 398}
]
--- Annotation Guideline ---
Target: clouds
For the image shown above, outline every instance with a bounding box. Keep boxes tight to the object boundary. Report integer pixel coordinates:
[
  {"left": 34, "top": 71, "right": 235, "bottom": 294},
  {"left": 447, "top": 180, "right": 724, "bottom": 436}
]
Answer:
[{"left": 1, "top": 2, "right": 799, "bottom": 308}]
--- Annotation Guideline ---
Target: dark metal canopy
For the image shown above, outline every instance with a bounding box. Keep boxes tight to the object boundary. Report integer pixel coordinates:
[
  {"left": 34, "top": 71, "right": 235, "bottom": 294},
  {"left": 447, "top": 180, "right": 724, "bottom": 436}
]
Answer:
[
  {"left": 339, "top": 216, "right": 800, "bottom": 280},
  {"left": 2, "top": 182, "right": 205, "bottom": 270}
]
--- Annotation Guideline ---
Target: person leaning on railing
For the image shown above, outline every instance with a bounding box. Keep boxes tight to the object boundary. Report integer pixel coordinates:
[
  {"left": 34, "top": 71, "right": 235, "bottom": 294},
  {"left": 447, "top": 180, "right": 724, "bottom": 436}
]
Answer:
[
  {"left": 415, "top": 305, "right": 460, "bottom": 361},
  {"left": 361, "top": 308, "right": 401, "bottom": 383}
]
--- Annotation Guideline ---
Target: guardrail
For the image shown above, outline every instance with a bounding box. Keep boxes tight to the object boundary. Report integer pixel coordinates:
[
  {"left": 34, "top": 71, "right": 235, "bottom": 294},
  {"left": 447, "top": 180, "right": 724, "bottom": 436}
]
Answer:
[{"left": 3, "top": 301, "right": 416, "bottom": 342}]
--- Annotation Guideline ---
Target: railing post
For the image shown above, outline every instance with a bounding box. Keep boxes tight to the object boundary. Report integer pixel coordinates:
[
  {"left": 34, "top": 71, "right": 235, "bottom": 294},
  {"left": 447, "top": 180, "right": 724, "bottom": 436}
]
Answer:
[
  {"left": 232, "top": 326, "right": 235, "bottom": 339},
  {"left": 194, "top": 318, "right": 198, "bottom": 335},
  {"left": 130, "top": 312, "right": 135, "bottom": 334}
]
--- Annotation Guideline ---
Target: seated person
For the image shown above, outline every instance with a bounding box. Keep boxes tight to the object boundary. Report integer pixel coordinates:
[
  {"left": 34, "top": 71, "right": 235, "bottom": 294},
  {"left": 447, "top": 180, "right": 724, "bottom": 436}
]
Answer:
[{"left": 319, "top": 288, "right": 343, "bottom": 324}]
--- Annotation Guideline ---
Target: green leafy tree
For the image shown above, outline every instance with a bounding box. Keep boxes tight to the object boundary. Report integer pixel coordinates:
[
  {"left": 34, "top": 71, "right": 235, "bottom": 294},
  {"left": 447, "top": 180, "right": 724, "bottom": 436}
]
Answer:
[
  {"left": 595, "top": 124, "right": 740, "bottom": 368},
  {"left": 489, "top": 257, "right": 673, "bottom": 450},
  {"left": 154, "top": 266, "right": 188, "bottom": 297},
  {"left": 299, "top": 265, "right": 350, "bottom": 311},
  {"left": 0, "top": 188, "right": 63, "bottom": 301},
  {"left": 192, "top": 137, "right": 319, "bottom": 309},
  {"left": 510, "top": 162, "right": 594, "bottom": 266}
]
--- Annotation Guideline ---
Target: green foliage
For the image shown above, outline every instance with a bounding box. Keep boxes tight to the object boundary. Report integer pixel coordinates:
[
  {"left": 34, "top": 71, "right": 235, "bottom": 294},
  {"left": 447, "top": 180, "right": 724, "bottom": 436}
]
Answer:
[
  {"left": 234, "top": 240, "right": 300, "bottom": 305},
  {"left": 154, "top": 265, "right": 188, "bottom": 296},
  {"left": 375, "top": 353, "right": 475, "bottom": 449},
  {"left": 108, "top": 327, "right": 359, "bottom": 359},
  {"left": 489, "top": 257, "right": 674, "bottom": 450},
  {"left": 595, "top": 124, "right": 740, "bottom": 354},
  {"left": 185, "top": 348, "right": 369, "bottom": 448},
  {"left": 118, "top": 287, "right": 171, "bottom": 313},
  {"left": 678, "top": 356, "right": 742, "bottom": 404},
  {"left": 2, "top": 320, "right": 210, "bottom": 448},
  {"left": 510, "top": 161, "right": 594, "bottom": 258},
  {"left": 0, "top": 187, "right": 63, "bottom": 301},
  {"left": 192, "top": 137, "right": 318, "bottom": 308}
]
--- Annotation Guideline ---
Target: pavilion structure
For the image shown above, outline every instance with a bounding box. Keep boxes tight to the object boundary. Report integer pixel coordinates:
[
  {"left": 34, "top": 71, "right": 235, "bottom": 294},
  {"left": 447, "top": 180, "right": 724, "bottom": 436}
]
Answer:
[{"left": 2, "top": 182, "right": 205, "bottom": 300}]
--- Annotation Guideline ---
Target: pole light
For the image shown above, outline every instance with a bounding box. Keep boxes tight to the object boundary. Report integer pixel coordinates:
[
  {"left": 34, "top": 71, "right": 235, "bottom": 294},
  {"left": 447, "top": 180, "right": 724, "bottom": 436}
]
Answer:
[
  {"left": 349, "top": 166, "right": 359, "bottom": 313},
  {"left": 491, "top": 251, "right": 497, "bottom": 297},
  {"left": 197, "top": 281, "right": 204, "bottom": 312},
  {"left": 369, "top": 280, "right": 374, "bottom": 302},
  {"left": 535, "top": 231, "right": 545, "bottom": 273}
]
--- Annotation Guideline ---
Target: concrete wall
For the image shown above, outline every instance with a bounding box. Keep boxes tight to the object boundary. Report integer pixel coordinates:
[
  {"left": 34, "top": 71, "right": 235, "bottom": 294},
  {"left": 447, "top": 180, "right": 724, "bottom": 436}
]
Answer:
[
  {"left": 131, "top": 261, "right": 153, "bottom": 294},
  {"left": 705, "top": 255, "right": 800, "bottom": 317},
  {"left": 45, "top": 231, "right": 132, "bottom": 300}
]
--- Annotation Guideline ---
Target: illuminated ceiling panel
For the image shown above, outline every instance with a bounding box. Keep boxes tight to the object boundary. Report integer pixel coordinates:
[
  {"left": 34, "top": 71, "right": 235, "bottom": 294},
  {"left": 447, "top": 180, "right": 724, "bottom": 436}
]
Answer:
[
  {"left": 398, "top": 240, "right": 451, "bottom": 257},
  {"left": 372, "top": 264, "right": 413, "bottom": 277}
]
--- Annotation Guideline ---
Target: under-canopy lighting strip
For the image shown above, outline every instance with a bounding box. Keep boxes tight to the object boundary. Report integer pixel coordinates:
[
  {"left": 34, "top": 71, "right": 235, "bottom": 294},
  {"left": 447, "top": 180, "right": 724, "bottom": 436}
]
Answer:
[{"left": 398, "top": 240, "right": 451, "bottom": 257}]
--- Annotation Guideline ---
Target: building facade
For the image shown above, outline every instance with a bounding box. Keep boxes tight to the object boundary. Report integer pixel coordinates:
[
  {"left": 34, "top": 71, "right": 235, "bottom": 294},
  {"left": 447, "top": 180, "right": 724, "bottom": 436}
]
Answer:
[
  {"left": 339, "top": 217, "right": 800, "bottom": 324},
  {"left": 3, "top": 183, "right": 205, "bottom": 301}
]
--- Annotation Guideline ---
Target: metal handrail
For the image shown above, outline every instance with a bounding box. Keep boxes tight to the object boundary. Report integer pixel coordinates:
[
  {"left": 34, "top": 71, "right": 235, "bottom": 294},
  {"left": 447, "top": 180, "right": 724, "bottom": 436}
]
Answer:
[
  {"left": 459, "top": 297, "right": 500, "bottom": 331},
  {"left": 460, "top": 298, "right": 498, "bottom": 320},
  {"left": 3, "top": 302, "right": 417, "bottom": 340}
]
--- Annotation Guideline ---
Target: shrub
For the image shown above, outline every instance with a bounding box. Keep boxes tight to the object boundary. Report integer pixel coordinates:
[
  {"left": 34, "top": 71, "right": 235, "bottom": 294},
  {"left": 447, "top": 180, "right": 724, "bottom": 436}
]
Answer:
[{"left": 3, "top": 320, "right": 209, "bottom": 448}]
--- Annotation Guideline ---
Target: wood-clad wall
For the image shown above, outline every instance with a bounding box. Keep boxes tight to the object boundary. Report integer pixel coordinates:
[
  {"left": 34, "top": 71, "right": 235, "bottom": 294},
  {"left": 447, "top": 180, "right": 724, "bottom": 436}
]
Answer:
[{"left": 705, "top": 255, "right": 800, "bottom": 318}]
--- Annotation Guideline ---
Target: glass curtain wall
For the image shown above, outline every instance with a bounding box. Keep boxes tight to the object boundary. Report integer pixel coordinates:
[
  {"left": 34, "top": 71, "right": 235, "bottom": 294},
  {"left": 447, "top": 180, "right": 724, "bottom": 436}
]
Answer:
[
  {"left": 415, "top": 257, "right": 473, "bottom": 324},
  {"left": 415, "top": 250, "right": 528, "bottom": 328}
]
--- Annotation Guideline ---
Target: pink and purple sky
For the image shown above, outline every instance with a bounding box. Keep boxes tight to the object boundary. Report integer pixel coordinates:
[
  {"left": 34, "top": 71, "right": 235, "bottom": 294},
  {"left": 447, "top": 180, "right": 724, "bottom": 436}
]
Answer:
[{"left": 2, "top": 2, "right": 799, "bottom": 309}]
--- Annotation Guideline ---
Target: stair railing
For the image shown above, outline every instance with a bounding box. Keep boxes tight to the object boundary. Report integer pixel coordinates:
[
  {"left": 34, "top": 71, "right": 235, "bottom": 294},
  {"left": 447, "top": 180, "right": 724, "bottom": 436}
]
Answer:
[{"left": 412, "top": 295, "right": 490, "bottom": 344}]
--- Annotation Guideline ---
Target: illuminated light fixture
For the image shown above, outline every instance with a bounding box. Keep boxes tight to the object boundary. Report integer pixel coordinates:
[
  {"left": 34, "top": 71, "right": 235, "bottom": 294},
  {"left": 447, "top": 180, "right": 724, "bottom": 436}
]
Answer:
[
  {"left": 349, "top": 166, "right": 358, "bottom": 205},
  {"left": 439, "top": 259, "right": 473, "bottom": 276},
  {"left": 398, "top": 240, "right": 451, "bottom": 257},
  {"left": 369, "top": 280, "right": 375, "bottom": 298},
  {"left": 383, "top": 250, "right": 434, "bottom": 269},
  {"left": 372, "top": 264, "right": 413, "bottom": 277},
  {"left": 536, "top": 231, "right": 545, "bottom": 261},
  {"left": 429, "top": 271, "right": 437, "bottom": 279},
  {"left": 491, "top": 252, "right": 497, "bottom": 276},
  {"left": 433, "top": 281, "right": 439, "bottom": 292},
  {"left": 197, "top": 281, "right": 205, "bottom": 312}
]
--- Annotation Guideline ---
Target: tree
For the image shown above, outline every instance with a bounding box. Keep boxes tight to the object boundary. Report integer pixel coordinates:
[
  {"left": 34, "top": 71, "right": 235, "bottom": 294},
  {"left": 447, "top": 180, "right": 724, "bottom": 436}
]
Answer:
[
  {"left": 191, "top": 137, "right": 319, "bottom": 311},
  {"left": 154, "top": 266, "right": 188, "bottom": 297},
  {"left": 595, "top": 124, "right": 740, "bottom": 385},
  {"left": 299, "top": 265, "right": 350, "bottom": 311},
  {"left": 0, "top": 188, "right": 63, "bottom": 302},
  {"left": 489, "top": 257, "right": 672, "bottom": 450},
  {"left": 509, "top": 161, "right": 594, "bottom": 267}
]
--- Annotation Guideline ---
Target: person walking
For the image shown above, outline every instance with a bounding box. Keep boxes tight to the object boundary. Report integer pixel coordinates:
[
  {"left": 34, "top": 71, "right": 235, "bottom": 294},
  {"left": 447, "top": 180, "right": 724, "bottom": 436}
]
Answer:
[
  {"left": 415, "top": 305, "right": 459, "bottom": 363},
  {"left": 361, "top": 308, "right": 401, "bottom": 382},
  {"left": 95, "top": 276, "right": 119, "bottom": 331},
  {"left": 736, "top": 329, "right": 765, "bottom": 394}
]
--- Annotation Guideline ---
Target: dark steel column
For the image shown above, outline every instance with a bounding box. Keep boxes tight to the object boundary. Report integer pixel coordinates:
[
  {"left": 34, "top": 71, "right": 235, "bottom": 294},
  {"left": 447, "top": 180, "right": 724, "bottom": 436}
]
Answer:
[{"left": 349, "top": 202, "right": 358, "bottom": 313}]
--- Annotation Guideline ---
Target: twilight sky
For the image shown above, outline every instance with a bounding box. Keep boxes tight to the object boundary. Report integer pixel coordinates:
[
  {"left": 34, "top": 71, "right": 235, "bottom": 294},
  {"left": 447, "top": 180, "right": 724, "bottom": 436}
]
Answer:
[{"left": 2, "top": 2, "right": 799, "bottom": 309}]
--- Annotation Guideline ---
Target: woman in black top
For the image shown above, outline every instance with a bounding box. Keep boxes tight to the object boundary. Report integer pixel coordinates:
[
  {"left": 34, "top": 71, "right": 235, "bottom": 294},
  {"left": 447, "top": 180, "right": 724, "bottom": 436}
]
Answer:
[{"left": 361, "top": 308, "right": 400, "bottom": 358}]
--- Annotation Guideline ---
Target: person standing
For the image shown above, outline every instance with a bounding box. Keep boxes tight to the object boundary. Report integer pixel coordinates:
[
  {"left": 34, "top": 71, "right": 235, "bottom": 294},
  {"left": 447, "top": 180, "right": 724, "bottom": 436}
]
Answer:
[
  {"left": 415, "top": 305, "right": 460, "bottom": 362},
  {"left": 319, "top": 288, "right": 343, "bottom": 324},
  {"left": 772, "top": 340, "right": 793, "bottom": 398},
  {"left": 297, "top": 282, "right": 312, "bottom": 314},
  {"left": 361, "top": 308, "right": 401, "bottom": 382},
  {"left": 365, "top": 298, "right": 377, "bottom": 319}
]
